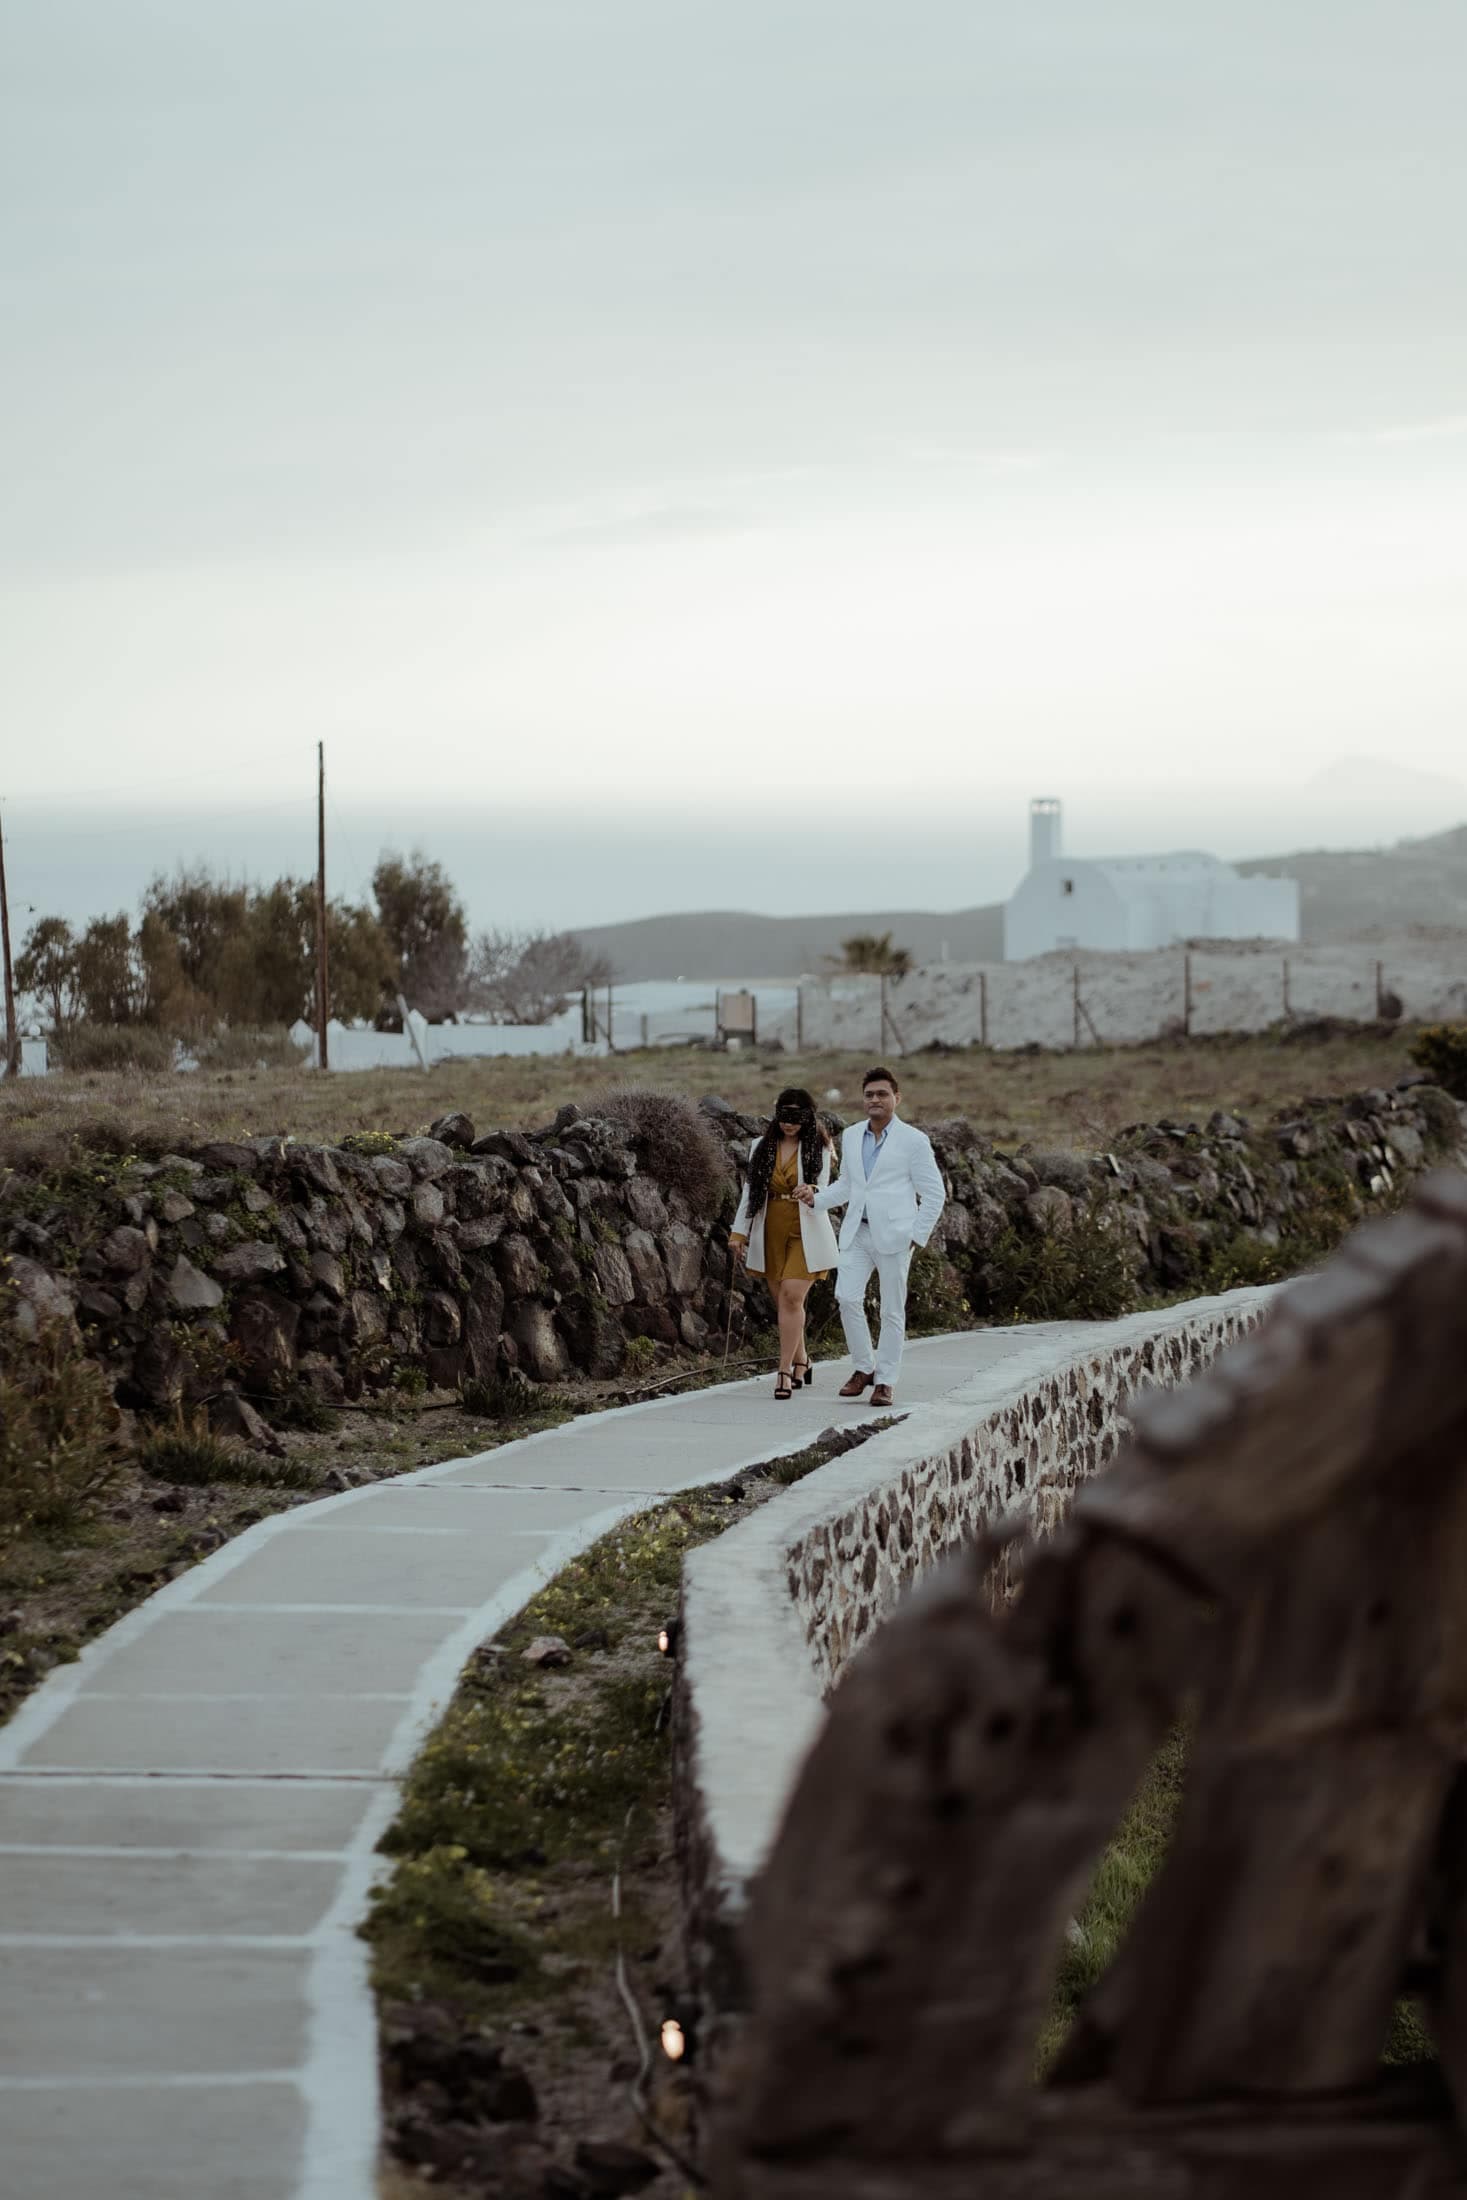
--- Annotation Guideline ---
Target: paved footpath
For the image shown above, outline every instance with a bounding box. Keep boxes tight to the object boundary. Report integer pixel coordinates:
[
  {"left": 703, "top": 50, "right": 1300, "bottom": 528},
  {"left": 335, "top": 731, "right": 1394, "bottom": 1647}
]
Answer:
[{"left": 0, "top": 1324, "right": 1092, "bottom": 2200}]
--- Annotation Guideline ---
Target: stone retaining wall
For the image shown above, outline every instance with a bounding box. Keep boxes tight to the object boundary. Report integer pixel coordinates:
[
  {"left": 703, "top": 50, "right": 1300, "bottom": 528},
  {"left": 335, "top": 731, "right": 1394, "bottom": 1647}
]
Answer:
[
  {"left": 673, "top": 1290, "right": 1273, "bottom": 2045},
  {"left": 0, "top": 1081, "right": 1459, "bottom": 1433}
]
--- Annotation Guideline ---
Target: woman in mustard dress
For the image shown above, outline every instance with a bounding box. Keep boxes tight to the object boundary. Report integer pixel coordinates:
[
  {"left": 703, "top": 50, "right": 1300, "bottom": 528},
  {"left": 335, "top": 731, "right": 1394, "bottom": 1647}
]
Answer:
[{"left": 728, "top": 1087, "right": 841, "bottom": 1399}]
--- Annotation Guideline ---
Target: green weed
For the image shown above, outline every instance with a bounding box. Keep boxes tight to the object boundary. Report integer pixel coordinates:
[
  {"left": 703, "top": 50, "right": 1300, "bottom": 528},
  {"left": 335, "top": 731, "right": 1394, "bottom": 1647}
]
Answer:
[
  {"left": 138, "top": 1409, "right": 317, "bottom": 1490},
  {"left": 1409, "top": 1026, "right": 1467, "bottom": 1102},
  {"left": 0, "top": 1302, "right": 122, "bottom": 1547}
]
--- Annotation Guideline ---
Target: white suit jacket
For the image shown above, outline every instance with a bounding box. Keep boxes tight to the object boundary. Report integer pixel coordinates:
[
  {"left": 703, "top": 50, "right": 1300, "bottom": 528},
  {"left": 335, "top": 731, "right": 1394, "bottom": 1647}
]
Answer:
[
  {"left": 814, "top": 1116, "right": 947, "bottom": 1256},
  {"left": 729, "top": 1137, "right": 841, "bottom": 1275}
]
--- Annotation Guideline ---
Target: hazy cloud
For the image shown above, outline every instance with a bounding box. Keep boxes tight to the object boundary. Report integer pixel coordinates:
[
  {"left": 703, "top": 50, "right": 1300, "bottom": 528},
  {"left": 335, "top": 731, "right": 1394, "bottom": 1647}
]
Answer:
[
  {"left": 3, "top": 1, "right": 1466, "bottom": 845},
  {"left": 541, "top": 504, "right": 751, "bottom": 550}
]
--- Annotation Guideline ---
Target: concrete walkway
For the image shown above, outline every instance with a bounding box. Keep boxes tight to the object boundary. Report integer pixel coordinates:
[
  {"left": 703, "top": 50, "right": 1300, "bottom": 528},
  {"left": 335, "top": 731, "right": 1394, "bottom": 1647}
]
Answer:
[{"left": 0, "top": 1325, "right": 1092, "bottom": 2200}]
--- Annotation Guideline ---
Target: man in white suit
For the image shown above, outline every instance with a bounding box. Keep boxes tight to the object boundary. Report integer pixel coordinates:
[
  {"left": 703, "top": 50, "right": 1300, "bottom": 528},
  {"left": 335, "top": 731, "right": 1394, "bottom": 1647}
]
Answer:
[{"left": 796, "top": 1066, "right": 946, "bottom": 1406}]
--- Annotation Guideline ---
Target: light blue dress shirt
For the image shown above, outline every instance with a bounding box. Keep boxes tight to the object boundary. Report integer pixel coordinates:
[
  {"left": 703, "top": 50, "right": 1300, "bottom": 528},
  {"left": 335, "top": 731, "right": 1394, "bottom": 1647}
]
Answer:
[{"left": 862, "top": 1122, "right": 890, "bottom": 1178}]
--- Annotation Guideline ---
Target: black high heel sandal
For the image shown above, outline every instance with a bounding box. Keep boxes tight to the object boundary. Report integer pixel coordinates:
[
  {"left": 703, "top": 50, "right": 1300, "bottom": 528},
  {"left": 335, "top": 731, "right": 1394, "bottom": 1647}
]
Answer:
[
  {"left": 774, "top": 1369, "right": 794, "bottom": 1401},
  {"left": 791, "top": 1353, "right": 814, "bottom": 1388}
]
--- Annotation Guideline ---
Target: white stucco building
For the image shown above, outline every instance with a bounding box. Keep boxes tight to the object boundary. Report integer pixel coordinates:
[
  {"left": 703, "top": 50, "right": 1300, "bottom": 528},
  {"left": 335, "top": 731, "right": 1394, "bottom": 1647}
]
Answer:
[{"left": 1003, "top": 798, "right": 1300, "bottom": 961}]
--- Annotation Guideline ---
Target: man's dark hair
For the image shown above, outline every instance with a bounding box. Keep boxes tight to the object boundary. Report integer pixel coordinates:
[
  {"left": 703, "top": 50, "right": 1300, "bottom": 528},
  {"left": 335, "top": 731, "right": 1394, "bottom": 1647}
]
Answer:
[{"left": 862, "top": 1065, "right": 900, "bottom": 1093}]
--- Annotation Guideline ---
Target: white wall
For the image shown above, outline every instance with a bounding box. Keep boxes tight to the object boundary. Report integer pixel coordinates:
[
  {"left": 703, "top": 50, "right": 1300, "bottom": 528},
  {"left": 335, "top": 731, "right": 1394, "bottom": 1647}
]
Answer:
[
  {"left": 1006, "top": 857, "right": 1301, "bottom": 959},
  {"left": 1003, "top": 861, "right": 1128, "bottom": 959},
  {"left": 1213, "top": 872, "right": 1300, "bottom": 942}
]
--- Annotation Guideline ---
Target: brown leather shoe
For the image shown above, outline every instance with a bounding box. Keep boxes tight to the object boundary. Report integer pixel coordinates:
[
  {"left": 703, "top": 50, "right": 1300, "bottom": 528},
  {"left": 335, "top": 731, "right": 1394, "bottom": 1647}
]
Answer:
[
  {"left": 870, "top": 1384, "right": 895, "bottom": 1408},
  {"left": 838, "top": 1370, "right": 874, "bottom": 1399}
]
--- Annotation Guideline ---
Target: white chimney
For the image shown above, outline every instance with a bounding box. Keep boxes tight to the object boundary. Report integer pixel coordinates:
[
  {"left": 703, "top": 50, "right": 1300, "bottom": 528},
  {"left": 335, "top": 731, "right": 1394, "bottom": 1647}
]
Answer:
[{"left": 1029, "top": 797, "right": 1062, "bottom": 867}]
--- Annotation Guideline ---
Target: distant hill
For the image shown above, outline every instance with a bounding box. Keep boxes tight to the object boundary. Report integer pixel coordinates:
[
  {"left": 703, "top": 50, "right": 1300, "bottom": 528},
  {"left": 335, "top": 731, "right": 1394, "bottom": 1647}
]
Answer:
[
  {"left": 1239, "top": 823, "right": 1467, "bottom": 940},
  {"left": 572, "top": 905, "right": 1005, "bottom": 981},
  {"left": 574, "top": 824, "right": 1467, "bottom": 979}
]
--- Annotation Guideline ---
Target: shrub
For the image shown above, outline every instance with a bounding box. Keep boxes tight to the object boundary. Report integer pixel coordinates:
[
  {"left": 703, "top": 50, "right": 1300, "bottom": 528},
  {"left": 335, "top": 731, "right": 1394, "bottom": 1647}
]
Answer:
[
  {"left": 978, "top": 1199, "right": 1139, "bottom": 1323},
  {"left": 264, "top": 1381, "right": 340, "bottom": 1434},
  {"left": 1195, "top": 1230, "right": 1292, "bottom": 1291},
  {"left": 589, "top": 1089, "right": 732, "bottom": 1219},
  {"left": 0, "top": 1305, "right": 121, "bottom": 1545},
  {"left": 1414, "top": 1083, "right": 1464, "bottom": 1151},
  {"left": 622, "top": 1335, "right": 658, "bottom": 1376},
  {"left": 1409, "top": 1025, "right": 1467, "bottom": 1102},
  {"left": 52, "top": 1023, "right": 177, "bottom": 1075},
  {"left": 460, "top": 1371, "right": 571, "bottom": 1420},
  {"left": 904, "top": 1247, "right": 972, "bottom": 1334},
  {"left": 192, "top": 1026, "right": 310, "bottom": 1072},
  {"left": 364, "top": 1847, "right": 538, "bottom": 1983},
  {"left": 138, "top": 1409, "right": 316, "bottom": 1489}
]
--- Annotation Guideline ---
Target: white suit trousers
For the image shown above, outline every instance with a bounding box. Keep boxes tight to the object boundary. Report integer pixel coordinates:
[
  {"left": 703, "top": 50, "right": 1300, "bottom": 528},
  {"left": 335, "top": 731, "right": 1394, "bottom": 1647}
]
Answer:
[{"left": 836, "top": 1222, "right": 913, "bottom": 1387}]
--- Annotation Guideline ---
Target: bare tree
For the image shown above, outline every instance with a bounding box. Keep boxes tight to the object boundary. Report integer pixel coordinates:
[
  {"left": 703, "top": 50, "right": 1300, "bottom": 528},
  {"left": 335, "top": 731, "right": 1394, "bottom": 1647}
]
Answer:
[{"left": 468, "top": 929, "right": 612, "bottom": 1024}]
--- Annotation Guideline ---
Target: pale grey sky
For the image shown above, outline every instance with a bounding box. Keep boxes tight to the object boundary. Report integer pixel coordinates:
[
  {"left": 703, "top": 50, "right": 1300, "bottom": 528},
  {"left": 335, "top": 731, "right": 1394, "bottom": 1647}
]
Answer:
[{"left": 2, "top": 2, "right": 1465, "bottom": 911}]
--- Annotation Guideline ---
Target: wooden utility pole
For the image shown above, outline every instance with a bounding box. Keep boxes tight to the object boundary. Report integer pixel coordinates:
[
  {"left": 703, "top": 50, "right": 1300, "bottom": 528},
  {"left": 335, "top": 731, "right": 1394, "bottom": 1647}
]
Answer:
[
  {"left": 315, "top": 743, "right": 330, "bottom": 1071},
  {"left": 0, "top": 804, "right": 18, "bottom": 1078}
]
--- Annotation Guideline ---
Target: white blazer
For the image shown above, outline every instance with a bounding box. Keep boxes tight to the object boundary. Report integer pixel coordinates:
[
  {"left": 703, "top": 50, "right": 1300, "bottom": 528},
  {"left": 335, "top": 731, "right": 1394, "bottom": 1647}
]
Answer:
[
  {"left": 730, "top": 1136, "right": 841, "bottom": 1275},
  {"left": 814, "top": 1116, "right": 947, "bottom": 1256}
]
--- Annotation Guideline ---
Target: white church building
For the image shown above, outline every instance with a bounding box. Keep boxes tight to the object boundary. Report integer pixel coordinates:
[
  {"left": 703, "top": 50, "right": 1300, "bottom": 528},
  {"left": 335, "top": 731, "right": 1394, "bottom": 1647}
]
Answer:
[{"left": 1003, "top": 799, "right": 1300, "bottom": 961}]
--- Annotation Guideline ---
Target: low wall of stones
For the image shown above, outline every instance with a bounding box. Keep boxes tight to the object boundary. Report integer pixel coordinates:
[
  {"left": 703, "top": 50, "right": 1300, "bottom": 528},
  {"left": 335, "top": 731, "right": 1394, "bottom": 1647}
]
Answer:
[
  {"left": 0, "top": 1082, "right": 1460, "bottom": 1435},
  {"left": 673, "top": 1289, "right": 1273, "bottom": 2042}
]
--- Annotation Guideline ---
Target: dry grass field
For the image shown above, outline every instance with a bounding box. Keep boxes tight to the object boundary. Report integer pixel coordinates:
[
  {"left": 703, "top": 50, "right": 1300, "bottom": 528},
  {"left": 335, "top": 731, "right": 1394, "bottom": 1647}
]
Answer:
[{"left": 0, "top": 1022, "right": 1422, "bottom": 1167}]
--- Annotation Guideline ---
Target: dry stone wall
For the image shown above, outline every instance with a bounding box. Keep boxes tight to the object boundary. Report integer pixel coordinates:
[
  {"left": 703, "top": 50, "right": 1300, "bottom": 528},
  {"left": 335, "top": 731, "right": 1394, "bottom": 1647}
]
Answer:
[
  {"left": 789, "top": 1301, "right": 1264, "bottom": 1692},
  {"left": 0, "top": 1082, "right": 1461, "bottom": 1431}
]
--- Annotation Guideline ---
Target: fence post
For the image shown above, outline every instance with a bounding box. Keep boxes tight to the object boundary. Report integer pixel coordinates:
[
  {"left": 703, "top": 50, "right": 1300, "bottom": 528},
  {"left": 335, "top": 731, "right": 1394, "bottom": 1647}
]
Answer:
[
  {"left": 1282, "top": 958, "right": 1291, "bottom": 1022},
  {"left": 1183, "top": 951, "right": 1192, "bottom": 1039},
  {"left": 879, "top": 973, "right": 886, "bottom": 1054},
  {"left": 581, "top": 986, "right": 592, "bottom": 1045},
  {"left": 795, "top": 984, "right": 804, "bottom": 1052},
  {"left": 1072, "top": 963, "right": 1081, "bottom": 1049},
  {"left": 606, "top": 984, "right": 614, "bottom": 1050},
  {"left": 1375, "top": 961, "right": 1385, "bottom": 1019},
  {"left": 979, "top": 969, "right": 988, "bottom": 1048}
]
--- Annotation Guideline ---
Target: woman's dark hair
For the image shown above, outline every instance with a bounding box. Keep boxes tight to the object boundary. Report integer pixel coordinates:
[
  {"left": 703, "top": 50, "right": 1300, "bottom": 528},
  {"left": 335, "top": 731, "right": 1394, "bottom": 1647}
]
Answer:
[{"left": 745, "top": 1087, "right": 831, "bottom": 1221}]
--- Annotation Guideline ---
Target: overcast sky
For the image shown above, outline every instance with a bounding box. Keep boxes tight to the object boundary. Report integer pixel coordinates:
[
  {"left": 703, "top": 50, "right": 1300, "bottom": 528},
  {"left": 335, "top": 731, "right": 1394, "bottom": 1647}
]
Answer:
[{"left": 3, "top": 2, "right": 1465, "bottom": 924}]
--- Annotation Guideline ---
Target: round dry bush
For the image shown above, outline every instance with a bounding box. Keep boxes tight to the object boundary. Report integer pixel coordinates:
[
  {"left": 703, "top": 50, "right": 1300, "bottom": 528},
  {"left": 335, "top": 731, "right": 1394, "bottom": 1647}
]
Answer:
[
  {"left": 51, "top": 1023, "right": 178, "bottom": 1076},
  {"left": 588, "top": 1089, "right": 733, "bottom": 1219}
]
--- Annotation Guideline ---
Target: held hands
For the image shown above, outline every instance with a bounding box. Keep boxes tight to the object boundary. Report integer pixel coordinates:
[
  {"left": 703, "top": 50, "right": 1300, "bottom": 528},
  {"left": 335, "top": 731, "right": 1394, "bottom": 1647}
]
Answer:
[{"left": 795, "top": 1184, "right": 817, "bottom": 1208}]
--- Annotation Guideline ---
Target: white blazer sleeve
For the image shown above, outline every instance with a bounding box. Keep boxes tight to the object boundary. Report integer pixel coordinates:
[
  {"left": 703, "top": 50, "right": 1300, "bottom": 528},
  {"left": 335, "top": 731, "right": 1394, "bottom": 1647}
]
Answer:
[
  {"left": 730, "top": 1137, "right": 758, "bottom": 1237},
  {"left": 813, "top": 1129, "right": 855, "bottom": 1214},
  {"left": 909, "top": 1129, "right": 947, "bottom": 1247}
]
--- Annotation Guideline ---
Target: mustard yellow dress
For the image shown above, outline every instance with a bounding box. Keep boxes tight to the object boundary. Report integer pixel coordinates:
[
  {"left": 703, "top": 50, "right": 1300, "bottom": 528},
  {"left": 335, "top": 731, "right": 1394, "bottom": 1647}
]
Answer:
[{"left": 753, "top": 1144, "right": 830, "bottom": 1284}]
